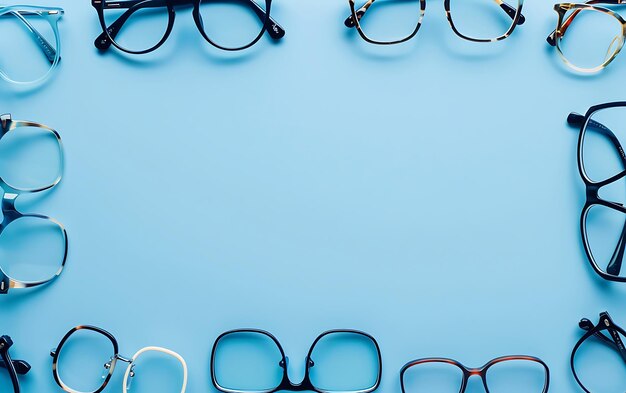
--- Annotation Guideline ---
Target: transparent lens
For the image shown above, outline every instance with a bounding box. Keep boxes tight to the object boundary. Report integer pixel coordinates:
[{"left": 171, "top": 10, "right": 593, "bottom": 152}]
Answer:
[
  {"left": 308, "top": 332, "right": 380, "bottom": 392},
  {"left": 573, "top": 331, "right": 626, "bottom": 393},
  {"left": 213, "top": 332, "right": 283, "bottom": 392},
  {"left": 0, "top": 126, "right": 62, "bottom": 191},
  {"left": 102, "top": 0, "right": 170, "bottom": 53},
  {"left": 355, "top": 0, "right": 422, "bottom": 43},
  {"left": 557, "top": 8, "right": 624, "bottom": 71},
  {"left": 56, "top": 329, "right": 116, "bottom": 393},
  {"left": 585, "top": 204, "right": 626, "bottom": 279},
  {"left": 486, "top": 360, "right": 547, "bottom": 393},
  {"left": 126, "top": 350, "right": 185, "bottom": 393},
  {"left": 198, "top": 0, "right": 267, "bottom": 49},
  {"left": 581, "top": 107, "right": 626, "bottom": 182},
  {"left": 0, "top": 10, "right": 56, "bottom": 83},
  {"left": 401, "top": 361, "right": 464, "bottom": 393},
  {"left": 448, "top": 0, "right": 519, "bottom": 40},
  {"left": 0, "top": 216, "right": 65, "bottom": 284}
]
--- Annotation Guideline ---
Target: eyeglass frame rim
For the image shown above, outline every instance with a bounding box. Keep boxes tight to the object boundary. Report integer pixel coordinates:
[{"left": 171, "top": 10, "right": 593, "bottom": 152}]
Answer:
[
  {"left": 573, "top": 101, "right": 626, "bottom": 282},
  {"left": 0, "top": 114, "right": 68, "bottom": 294},
  {"left": 91, "top": 0, "right": 273, "bottom": 55},
  {"left": 210, "top": 328, "right": 383, "bottom": 393},
  {"left": 399, "top": 355, "right": 550, "bottom": 393},
  {"left": 347, "top": 0, "right": 524, "bottom": 45}
]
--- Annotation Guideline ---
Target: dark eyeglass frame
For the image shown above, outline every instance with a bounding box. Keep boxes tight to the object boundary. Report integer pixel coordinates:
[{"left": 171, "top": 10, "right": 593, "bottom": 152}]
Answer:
[
  {"left": 210, "top": 328, "right": 383, "bottom": 393},
  {"left": 568, "top": 101, "right": 626, "bottom": 282},
  {"left": 0, "top": 114, "right": 68, "bottom": 294},
  {"left": 571, "top": 311, "right": 626, "bottom": 393},
  {"left": 91, "top": 0, "right": 285, "bottom": 55},
  {"left": 400, "top": 356, "right": 550, "bottom": 393},
  {"left": 0, "top": 335, "right": 32, "bottom": 393},
  {"left": 344, "top": 0, "right": 526, "bottom": 45}
]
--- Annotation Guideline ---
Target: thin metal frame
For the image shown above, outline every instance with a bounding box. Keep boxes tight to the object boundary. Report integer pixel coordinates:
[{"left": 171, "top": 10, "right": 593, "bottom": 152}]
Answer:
[
  {"left": 91, "top": 0, "right": 285, "bottom": 55},
  {"left": 568, "top": 102, "right": 626, "bottom": 282},
  {"left": 547, "top": 1, "right": 626, "bottom": 73},
  {"left": 0, "top": 5, "right": 63, "bottom": 85},
  {"left": 0, "top": 114, "right": 68, "bottom": 294},
  {"left": 344, "top": 0, "right": 526, "bottom": 45},
  {"left": 51, "top": 325, "right": 188, "bottom": 393},
  {"left": 210, "top": 329, "right": 382, "bottom": 393},
  {"left": 400, "top": 355, "right": 550, "bottom": 393}
]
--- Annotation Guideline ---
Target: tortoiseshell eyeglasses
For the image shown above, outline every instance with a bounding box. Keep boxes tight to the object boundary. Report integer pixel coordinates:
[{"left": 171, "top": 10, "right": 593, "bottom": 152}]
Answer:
[
  {"left": 91, "top": 0, "right": 285, "bottom": 55},
  {"left": 344, "top": 0, "right": 525, "bottom": 45},
  {"left": 400, "top": 356, "right": 550, "bottom": 393},
  {"left": 547, "top": 1, "right": 626, "bottom": 73}
]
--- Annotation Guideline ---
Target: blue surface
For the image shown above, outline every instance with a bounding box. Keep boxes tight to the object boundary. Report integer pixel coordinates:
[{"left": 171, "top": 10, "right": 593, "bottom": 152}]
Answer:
[{"left": 1, "top": 1, "right": 626, "bottom": 392}]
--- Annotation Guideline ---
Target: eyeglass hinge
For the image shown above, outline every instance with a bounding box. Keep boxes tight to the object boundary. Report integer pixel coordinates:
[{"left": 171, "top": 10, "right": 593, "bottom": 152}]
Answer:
[{"left": 0, "top": 114, "right": 11, "bottom": 130}]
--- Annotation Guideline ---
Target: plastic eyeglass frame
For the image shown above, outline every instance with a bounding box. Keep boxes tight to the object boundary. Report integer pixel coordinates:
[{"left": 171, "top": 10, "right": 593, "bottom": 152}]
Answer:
[
  {"left": 546, "top": 1, "right": 626, "bottom": 73},
  {"left": 0, "top": 114, "right": 67, "bottom": 294},
  {"left": 91, "top": 0, "right": 285, "bottom": 55},
  {"left": 51, "top": 325, "right": 188, "bottom": 393},
  {"left": 0, "top": 5, "right": 63, "bottom": 85},
  {"left": 571, "top": 311, "right": 626, "bottom": 393},
  {"left": 344, "top": 0, "right": 526, "bottom": 45},
  {"left": 400, "top": 356, "right": 550, "bottom": 393},
  {"left": 0, "top": 336, "right": 31, "bottom": 393},
  {"left": 567, "top": 102, "right": 626, "bottom": 282},
  {"left": 210, "top": 329, "right": 383, "bottom": 393}
]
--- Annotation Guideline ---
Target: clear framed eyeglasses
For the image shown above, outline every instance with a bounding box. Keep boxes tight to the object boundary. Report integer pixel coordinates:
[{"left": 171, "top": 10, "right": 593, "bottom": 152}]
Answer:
[
  {"left": 0, "top": 5, "right": 63, "bottom": 85},
  {"left": 51, "top": 326, "right": 188, "bottom": 393},
  {"left": 0, "top": 114, "right": 67, "bottom": 294}
]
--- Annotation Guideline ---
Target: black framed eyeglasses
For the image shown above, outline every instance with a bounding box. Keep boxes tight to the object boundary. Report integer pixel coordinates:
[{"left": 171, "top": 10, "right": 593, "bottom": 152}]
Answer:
[
  {"left": 568, "top": 102, "right": 626, "bottom": 282},
  {"left": 571, "top": 311, "right": 626, "bottom": 392},
  {"left": 0, "top": 336, "right": 31, "bottom": 393},
  {"left": 91, "top": 0, "right": 285, "bottom": 55},
  {"left": 344, "top": 0, "right": 526, "bottom": 45},
  {"left": 0, "top": 114, "right": 67, "bottom": 294},
  {"left": 210, "top": 329, "right": 382, "bottom": 393},
  {"left": 400, "top": 356, "right": 550, "bottom": 393},
  {"left": 51, "top": 325, "right": 188, "bottom": 393}
]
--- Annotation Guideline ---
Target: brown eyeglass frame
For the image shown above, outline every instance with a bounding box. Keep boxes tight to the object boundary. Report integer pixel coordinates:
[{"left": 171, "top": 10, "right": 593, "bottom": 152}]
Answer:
[
  {"left": 546, "top": 1, "right": 626, "bottom": 73},
  {"left": 400, "top": 356, "right": 550, "bottom": 393},
  {"left": 344, "top": 0, "right": 526, "bottom": 45}
]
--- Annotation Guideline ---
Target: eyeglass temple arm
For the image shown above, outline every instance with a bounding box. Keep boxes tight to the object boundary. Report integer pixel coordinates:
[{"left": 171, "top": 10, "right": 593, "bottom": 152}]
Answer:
[
  {"left": 94, "top": 0, "right": 284, "bottom": 51},
  {"left": 0, "top": 9, "right": 58, "bottom": 63},
  {"left": 569, "top": 112, "right": 626, "bottom": 276},
  {"left": 547, "top": 0, "right": 623, "bottom": 46},
  {"left": 0, "top": 359, "right": 31, "bottom": 375},
  {"left": 580, "top": 314, "right": 626, "bottom": 363},
  {"left": 344, "top": 0, "right": 525, "bottom": 28}
]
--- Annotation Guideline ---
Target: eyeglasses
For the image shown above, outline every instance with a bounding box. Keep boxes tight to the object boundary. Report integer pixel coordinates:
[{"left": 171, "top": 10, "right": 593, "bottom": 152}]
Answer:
[
  {"left": 0, "top": 336, "right": 31, "bottom": 393},
  {"left": 547, "top": 2, "right": 626, "bottom": 73},
  {"left": 211, "top": 329, "right": 382, "bottom": 393},
  {"left": 51, "top": 326, "right": 188, "bottom": 393},
  {"left": 0, "top": 114, "right": 67, "bottom": 294},
  {"left": 0, "top": 5, "right": 63, "bottom": 85},
  {"left": 571, "top": 311, "right": 626, "bottom": 392},
  {"left": 400, "top": 356, "right": 550, "bottom": 393},
  {"left": 567, "top": 102, "right": 626, "bottom": 282},
  {"left": 91, "top": 0, "right": 285, "bottom": 55},
  {"left": 344, "top": 0, "right": 525, "bottom": 45}
]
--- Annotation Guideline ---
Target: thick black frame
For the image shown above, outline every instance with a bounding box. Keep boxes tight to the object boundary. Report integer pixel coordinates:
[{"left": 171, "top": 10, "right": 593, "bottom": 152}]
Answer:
[
  {"left": 570, "top": 311, "right": 626, "bottom": 393},
  {"left": 0, "top": 335, "right": 32, "bottom": 393},
  {"left": 51, "top": 325, "right": 120, "bottom": 393},
  {"left": 568, "top": 101, "right": 626, "bottom": 282},
  {"left": 91, "top": 0, "right": 285, "bottom": 55},
  {"left": 400, "top": 355, "right": 550, "bottom": 393},
  {"left": 344, "top": 0, "right": 526, "bottom": 45},
  {"left": 210, "top": 329, "right": 383, "bottom": 393}
]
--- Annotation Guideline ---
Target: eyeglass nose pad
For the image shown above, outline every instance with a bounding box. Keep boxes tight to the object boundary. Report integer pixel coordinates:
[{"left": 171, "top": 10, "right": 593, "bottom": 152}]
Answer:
[
  {"left": 605, "top": 35, "right": 623, "bottom": 61},
  {"left": 101, "top": 357, "right": 113, "bottom": 380},
  {"left": 579, "top": 318, "right": 595, "bottom": 331},
  {"left": 307, "top": 357, "right": 315, "bottom": 367},
  {"left": 279, "top": 357, "right": 289, "bottom": 368},
  {"left": 126, "top": 364, "right": 136, "bottom": 391}
]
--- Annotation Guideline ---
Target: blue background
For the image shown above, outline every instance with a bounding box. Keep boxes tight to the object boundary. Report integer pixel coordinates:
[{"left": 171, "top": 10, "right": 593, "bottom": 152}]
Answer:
[{"left": 1, "top": 1, "right": 626, "bottom": 392}]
